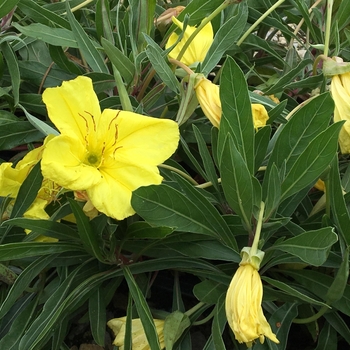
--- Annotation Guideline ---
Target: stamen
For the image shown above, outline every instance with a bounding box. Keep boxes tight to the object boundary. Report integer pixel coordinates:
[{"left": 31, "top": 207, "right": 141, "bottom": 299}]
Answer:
[
  {"left": 78, "top": 112, "right": 90, "bottom": 146},
  {"left": 84, "top": 111, "right": 96, "bottom": 132}
]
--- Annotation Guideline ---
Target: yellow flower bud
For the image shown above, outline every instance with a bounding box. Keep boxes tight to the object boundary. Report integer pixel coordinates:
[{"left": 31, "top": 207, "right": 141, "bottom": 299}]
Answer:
[
  {"left": 225, "top": 256, "right": 279, "bottom": 347},
  {"left": 194, "top": 77, "right": 221, "bottom": 128},
  {"left": 331, "top": 72, "right": 350, "bottom": 154},
  {"left": 165, "top": 17, "right": 213, "bottom": 66},
  {"left": 251, "top": 103, "right": 269, "bottom": 130},
  {"left": 194, "top": 77, "right": 269, "bottom": 130},
  {"left": 107, "top": 317, "right": 165, "bottom": 350}
]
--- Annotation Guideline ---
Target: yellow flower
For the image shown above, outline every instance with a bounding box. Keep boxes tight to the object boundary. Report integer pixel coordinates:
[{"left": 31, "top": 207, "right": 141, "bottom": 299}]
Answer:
[
  {"left": 225, "top": 248, "right": 279, "bottom": 348},
  {"left": 107, "top": 317, "right": 165, "bottom": 350},
  {"left": 41, "top": 76, "right": 179, "bottom": 220},
  {"left": 194, "top": 77, "right": 221, "bottom": 128},
  {"left": 0, "top": 137, "right": 60, "bottom": 222},
  {"left": 331, "top": 72, "right": 350, "bottom": 153},
  {"left": 165, "top": 17, "right": 213, "bottom": 66},
  {"left": 251, "top": 104, "right": 269, "bottom": 130},
  {"left": 194, "top": 77, "right": 269, "bottom": 130}
]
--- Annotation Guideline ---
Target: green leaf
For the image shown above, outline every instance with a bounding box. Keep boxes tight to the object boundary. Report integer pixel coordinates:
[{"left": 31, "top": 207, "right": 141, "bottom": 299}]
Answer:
[
  {"left": 129, "top": 0, "right": 156, "bottom": 53},
  {"left": 284, "top": 269, "right": 350, "bottom": 317},
  {"left": 48, "top": 45, "right": 82, "bottom": 75},
  {"left": 68, "top": 199, "right": 105, "bottom": 262},
  {"left": 10, "top": 162, "right": 43, "bottom": 219},
  {"left": 19, "top": 104, "right": 58, "bottom": 136},
  {"left": 132, "top": 183, "right": 232, "bottom": 240},
  {"left": 255, "top": 125, "right": 271, "bottom": 172},
  {"left": 89, "top": 288, "right": 106, "bottom": 346},
  {"left": 17, "top": 0, "right": 70, "bottom": 29},
  {"left": 272, "top": 227, "right": 338, "bottom": 266},
  {"left": 201, "top": 2, "right": 248, "bottom": 76},
  {"left": 314, "top": 322, "right": 337, "bottom": 350},
  {"left": 267, "top": 92, "right": 334, "bottom": 174},
  {"left": 144, "top": 35, "right": 180, "bottom": 93},
  {"left": 65, "top": 2, "right": 108, "bottom": 73},
  {"left": 280, "top": 122, "right": 343, "bottom": 201},
  {"left": 192, "top": 125, "right": 220, "bottom": 191},
  {"left": 18, "top": 61, "right": 75, "bottom": 88},
  {"left": 164, "top": 311, "right": 190, "bottom": 350},
  {"left": 193, "top": 280, "right": 226, "bottom": 304},
  {"left": 126, "top": 222, "right": 174, "bottom": 239},
  {"left": 211, "top": 294, "right": 227, "bottom": 350},
  {"left": 174, "top": 174, "right": 238, "bottom": 250},
  {"left": 1, "top": 41, "right": 20, "bottom": 106},
  {"left": 219, "top": 134, "right": 254, "bottom": 229},
  {"left": 101, "top": 37, "right": 135, "bottom": 85},
  {"left": 262, "top": 276, "right": 329, "bottom": 307},
  {"left": 324, "top": 311, "right": 350, "bottom": 345},
  {"left": 0, "top": 255, "right": 56, "bottom": 319},
  {"left": 219, "top": 56, "right": 254, "bottom": 174},
  {"left": 326, "top": 247, "right": 349, "bottom": 304},
  {"left": 328, "top": 156, "right": 350, "bottom": 245},
  {"left": 0, "top": 242, "right": 85, "bottom": 262},
  {"left": 0, "top": 294, "right": 37, "bottom": 350},
  {"left": 18, "top": 262, "right": 97, "bottom": 350},
  {"left": 123, "top": 266, "right": 162, "bottom": 350},
  {"left": 0, "top": 0, "right": 19, "bottom": 18},
  {"left": 0, "top": 120, "right": 44, "bottom": 150},
  {"left": 263, "top": 163, "right": 281, "bottom": 219},
  {"left": 263, "top": 59, "right": 313, "bottom": 95},
  {"left": 3, "top": 218, "right": 79, "bottom": 242},
  {"left": 13, "top": 23, "right": 78, "bottom": 48}
]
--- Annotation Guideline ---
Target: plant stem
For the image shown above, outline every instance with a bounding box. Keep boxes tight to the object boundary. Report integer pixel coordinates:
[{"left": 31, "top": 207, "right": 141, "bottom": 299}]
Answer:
[
  {"left": 324, "top": 0, "right": 334, "bottom": 58},
  {"left": 293, "top": 305, "right": 329, "bottom": 324},
  {"left": 250, "top": 201, "right": 265, "bottom": 256},
  {"left": 237, "top": 0, "right": 286, "bottom": 46},
  {"left": 158, "top": 164, "right": 199, "bottom": 185},
  {"left": 185, "top": 301, "right": 206, "bottom": 317}
]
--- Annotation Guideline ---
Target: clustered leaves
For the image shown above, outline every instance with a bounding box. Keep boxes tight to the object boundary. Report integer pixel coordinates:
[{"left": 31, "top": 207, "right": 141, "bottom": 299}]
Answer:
[{"left": 1, "top": 0, "right": 350, "bottom": 349}]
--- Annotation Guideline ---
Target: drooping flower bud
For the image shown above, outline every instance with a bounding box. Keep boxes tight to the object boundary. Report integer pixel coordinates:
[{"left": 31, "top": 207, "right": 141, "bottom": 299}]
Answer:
[{"left": 225, "top": 247, "right": 279, "bottom": 348}]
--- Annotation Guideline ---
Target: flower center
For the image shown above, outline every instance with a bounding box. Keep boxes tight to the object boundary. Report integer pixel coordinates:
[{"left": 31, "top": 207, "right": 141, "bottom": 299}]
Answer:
[{"left": 86, "top": 152, "right": 101, "bottom": 167}]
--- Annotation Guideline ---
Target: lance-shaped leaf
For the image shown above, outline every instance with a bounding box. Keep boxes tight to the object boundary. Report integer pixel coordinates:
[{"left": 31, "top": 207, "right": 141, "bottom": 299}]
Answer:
[
  {"left": 266, "top": 92, "right": 334, "bottom": 175},
  {"left": 218, "top": 56, "right": 255, "bottom": 174},
  {"left": 280, "top": 122, "right": 343, "bottom": 201},
  {"left": 132, "top": 180, "right": 237, "bottom": 252},
  {"left": 219, "top": 134, "right": 255, "bottom": 230},
  {"left": 66, "top": 2, "right": 108, "bottom": 73},
  {"left": 13, "top": 23, "right": 78, "bottom": 48},
  {"left": 201, "top": 2, "right": 248, "bottom": 76},
  {"left": 271, "top": 227, "right": 338, "bottom": 266},
  {"left": 123, "top": 266, "right": 162, "bottom": 350},
  {"left": 328, "top": 156, "right": 350, "bottom": 245},
  {"left": 144, "top": 35, "right": 180, "bottom": 93},
  {"left": 102, "top": 37, "right": 135, "bottom": 85}
]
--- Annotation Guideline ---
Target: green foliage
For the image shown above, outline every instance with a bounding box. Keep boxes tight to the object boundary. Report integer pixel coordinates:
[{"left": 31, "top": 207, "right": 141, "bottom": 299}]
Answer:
[{"left": 0, "top": 0, "right": 349, "bottom": 349}]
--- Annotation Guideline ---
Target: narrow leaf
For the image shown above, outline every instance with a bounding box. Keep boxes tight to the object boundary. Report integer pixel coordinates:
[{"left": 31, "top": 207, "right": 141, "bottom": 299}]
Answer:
[{"left": 272, "top": 227, "right": 338, "bottom": 266}]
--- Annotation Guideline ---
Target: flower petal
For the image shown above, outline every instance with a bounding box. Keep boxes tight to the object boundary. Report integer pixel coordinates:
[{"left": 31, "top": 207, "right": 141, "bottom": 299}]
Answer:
[
  {"left": 101, "top": 109, "right": 179, "bottom": 165},
  {"left": 41, "top": 135, "right": 102, "bottom": 190},
  {"left": 42, "top": 76, "right": 101, "bottom": 143},
  {"left": 331, "top": 74, "right": 350, "bottom": 153},
  {"left": 89, "top": 159, "right": 163, "bottom": 220},
  {"left": 166, "top": 17, "right": 213, "bottom": 66}
]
